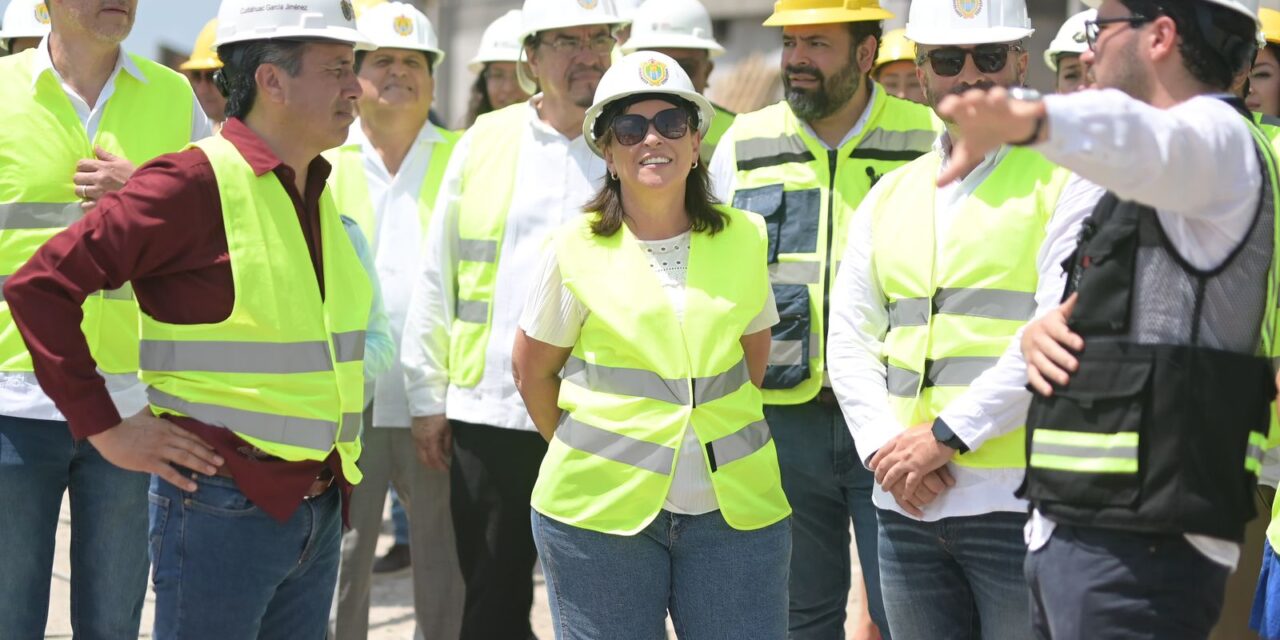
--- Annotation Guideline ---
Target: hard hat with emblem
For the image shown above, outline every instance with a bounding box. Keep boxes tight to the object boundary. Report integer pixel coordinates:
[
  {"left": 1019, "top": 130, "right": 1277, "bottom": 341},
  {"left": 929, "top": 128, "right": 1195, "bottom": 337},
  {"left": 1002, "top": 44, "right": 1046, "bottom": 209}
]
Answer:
[
  {"left": 515, "top": 0, "right": 629, "bottom": 94},
  {"left": 583, "top": 50, "right": 716, "bottom": 156},
  {"left": 470, "top": 10, "right": 524, "bottom": 73},
  {"left": 621, "top": 0, "right": 725, "bottom": 57},
  {"left": 1260, "top": 7, "right": 1280, "bottom": 44},
  {"left": 906, "top": 0, "right": 1033, "bottom": 46},
  {"left": 357, "top": 1, "right": 445, "bottom": 69},
  {"left": 874, "top": 28, "right": 915, "bottom": 70},
  {"left": 181, "top": 19, "right": 223, "bottom": 71},
  {"left": 1043, "top": 9, "right": 1094, "bottom": 71},
  {"left": 213, "top": 0, "right": 375, "bottom": 51},
  {"left": 0, "top": 0, "right": 50, "bottom": 51},
  {"left": 763, "top": 0, "right": 893, "bottom": 27}
]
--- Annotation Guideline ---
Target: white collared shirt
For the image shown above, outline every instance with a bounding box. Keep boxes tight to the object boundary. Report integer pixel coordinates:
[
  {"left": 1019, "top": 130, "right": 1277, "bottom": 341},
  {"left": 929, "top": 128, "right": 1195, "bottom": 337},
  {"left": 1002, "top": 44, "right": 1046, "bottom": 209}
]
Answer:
[
  {"left": 401, "top": 97, "right": 607, "bottom": 431},
  {"left": 827, "top": 134, "right": 1105, "bottom": 522},
  {"left": 344, "top": 120, "right": 446, "bottom": 428},
  {"left": 0, "top": 38, "right": 212, "bottom": 423}
]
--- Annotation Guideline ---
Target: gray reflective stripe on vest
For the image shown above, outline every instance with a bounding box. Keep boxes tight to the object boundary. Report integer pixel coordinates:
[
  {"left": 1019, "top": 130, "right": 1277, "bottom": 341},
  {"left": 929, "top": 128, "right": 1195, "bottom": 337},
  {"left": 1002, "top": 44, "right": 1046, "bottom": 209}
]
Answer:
[
  {"left": 0, "top": 275, "right": 7, "bottom": 301},
  {"left": 888, "top": 289, "right": 1037, "bottom": 329},
  {"left": 148, "top": 387, "right": 339, "bottom": 451},
  {"left": 101, "top": 283, "right": 134, "bottom": 301},
  {"left": 331, "top": 330, "right": 366, "bottom": 363},
  {"left": 457, "top": 238, "right": 498, "bottom": 262},
  {"left": 555, "top": 414, "right": 675, "bottom": 475},
  {"left": 0, "top": 202, "right": 82, "bottom": 230},
  {"left": 336, "top": 411, "right": 363, "bottom": 443},
  {"left": 455, "top": 299, "right": 489, "bottom": 323},
  {"left": 850, "top": 129, "right": 938, "bottom": 161},
  {"left": 562, "top": 356, "right": 749, "bottom": 406},
  {"left": 769, "top": 330, "right": 821, "bottom": 366},
  {"left": 140, "top": 338, "right": 349, "bottom": 374},
  {"left": 769, "top": 262, "right": 821, "bottom": 285},
  {"left": 736, "top": 134, "right": 815, "bottom": 171},
  {"left": 1247, "top": 443, "right": 1266, "bottom": 466},
  {"left": 1030, "top": 441, "right": 1139, "bottom": 460},
  {"left": 886, "top": 356, "right": 1001, "bottom": 397},
  {"left": 706, "top": 419, "right": 771, "bottom": 469}
]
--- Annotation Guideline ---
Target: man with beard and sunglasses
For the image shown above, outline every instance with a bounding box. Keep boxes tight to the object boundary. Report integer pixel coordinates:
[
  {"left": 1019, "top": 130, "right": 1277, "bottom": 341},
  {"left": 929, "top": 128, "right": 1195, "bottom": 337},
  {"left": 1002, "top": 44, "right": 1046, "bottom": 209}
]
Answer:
[
  {"left": 937, "top": 0, "right": 1279, "bottom": 637},
  {"left": 0, "top": 0, "right": 210, "bottom": 636},
  {"left": 826, "top": 0, "right": 1107, "bottom": 637},
  {"left": 707, "top": 1, "right": 937, "bottom": 638},
  {"left": 399, "top": 0, "right": 624, "bottom": 637}
]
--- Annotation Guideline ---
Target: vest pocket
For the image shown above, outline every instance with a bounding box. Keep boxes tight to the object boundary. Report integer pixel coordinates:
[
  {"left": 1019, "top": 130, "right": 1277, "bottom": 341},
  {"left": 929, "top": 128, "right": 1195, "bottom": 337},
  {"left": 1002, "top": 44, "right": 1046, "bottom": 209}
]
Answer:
[
  {"left": 732, "top": 184, "right": 783, "bottom": 263},
  {"left": 764, "top": 284, "right": 811, "bottom": 389},
  {"left": 731, "top": 185, "right": 822, "bottom": 260},
  {"left": 1023, "top": 355, "right": 1153, "bottom": 508}
]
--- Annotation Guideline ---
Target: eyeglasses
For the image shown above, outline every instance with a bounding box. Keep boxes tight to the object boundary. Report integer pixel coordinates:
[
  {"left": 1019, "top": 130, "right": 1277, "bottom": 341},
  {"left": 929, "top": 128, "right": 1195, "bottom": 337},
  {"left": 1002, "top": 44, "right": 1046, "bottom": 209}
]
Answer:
[
  {"left": 610, "top": 108, "right": 690, "bottom": 146},
  {"left": 923, "top": 44, "right": 1022, "bottom": 77},
  {"left": 537, "top": 34, "right": 615, "bottom": 56},
  {"left": 1084, "top": 15, "right": 1153, "bottom": 50}
]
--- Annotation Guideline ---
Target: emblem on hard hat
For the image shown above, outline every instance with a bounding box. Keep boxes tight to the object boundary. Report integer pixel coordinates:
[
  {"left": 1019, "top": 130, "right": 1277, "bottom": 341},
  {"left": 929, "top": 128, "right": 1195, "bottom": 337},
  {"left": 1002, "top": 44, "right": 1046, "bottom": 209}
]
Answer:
[
  {"left": 639, "top": 59, "right": 669, "bottom": 86},
  {"left": 340, "top": 0, "right": 355, "bottom": 22},
  {"left": 953, "top": 0, "right": 982, "bottom": 19},
  {"left": 1072, "top": 31, "right": 1086, "bottom": 43},
  {"left": 578, "top": 0, "right": 600, "bottom": 9},
  {"left": 34, "top": 2, "right": 50, "bottom": 25},
  {"left": 394, "top": 15, "right": 414, "bottom": 36}
]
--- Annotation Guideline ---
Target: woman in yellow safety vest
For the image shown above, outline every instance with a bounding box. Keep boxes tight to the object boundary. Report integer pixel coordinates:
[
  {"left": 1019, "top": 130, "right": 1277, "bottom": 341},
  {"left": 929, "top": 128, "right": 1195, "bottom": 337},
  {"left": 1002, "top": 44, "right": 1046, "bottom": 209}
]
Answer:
[
  {"left": 1249, "top": 9, "right": 1280, "bottom": 117},
  {"left": 512, "top": 52, "right": 791, "bottom": 639}
]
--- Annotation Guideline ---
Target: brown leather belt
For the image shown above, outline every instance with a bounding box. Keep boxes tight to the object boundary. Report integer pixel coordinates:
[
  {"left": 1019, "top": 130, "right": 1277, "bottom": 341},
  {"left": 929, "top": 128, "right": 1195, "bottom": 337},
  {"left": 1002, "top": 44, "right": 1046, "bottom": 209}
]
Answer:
[{"left": 812, "top": 387, "right": 840, "bottom": 407}]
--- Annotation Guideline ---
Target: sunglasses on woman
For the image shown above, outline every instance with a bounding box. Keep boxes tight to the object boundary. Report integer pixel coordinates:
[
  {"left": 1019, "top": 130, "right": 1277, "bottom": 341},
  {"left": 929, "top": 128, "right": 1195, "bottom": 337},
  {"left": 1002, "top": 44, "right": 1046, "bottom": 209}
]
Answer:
[
  {"left": 923, "top": 44, "right": 1022, "bottom": 77},
  {"left": 610, "top": 108, "right": 691, "bottom": 146}
]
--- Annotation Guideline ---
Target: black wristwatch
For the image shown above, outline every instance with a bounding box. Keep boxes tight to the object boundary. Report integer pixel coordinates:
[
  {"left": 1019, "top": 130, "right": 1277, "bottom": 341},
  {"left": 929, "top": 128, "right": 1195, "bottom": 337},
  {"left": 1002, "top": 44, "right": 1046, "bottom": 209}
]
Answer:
[{"left": 932, "top": 418, "right": 970, "bottom": 453}]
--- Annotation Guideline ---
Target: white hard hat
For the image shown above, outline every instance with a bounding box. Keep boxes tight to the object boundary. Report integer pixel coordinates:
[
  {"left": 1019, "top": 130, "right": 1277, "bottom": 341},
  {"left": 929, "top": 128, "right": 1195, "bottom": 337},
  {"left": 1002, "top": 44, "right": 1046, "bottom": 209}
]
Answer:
[
  {"left": 0, "top": 0, "right": 50, "bottom": 51},
  {"left": 583, "top": 51, "right": 715, "bottom": 156},
  {"left": 515, "top": 0, "right": 628, "bottom": 95},
  {"left": 615, "top": 0, "right": 643, "bottom": 20},
  {"left": 1044, "top": 9, "right": 1094, "bottom": 71},
  {"left": 621, "top": 0, "right": 724, "bottom": 57},
  {"left": 1080, "top": 0, "right": 1259, "bottom": 25},
  {"left": 214, "top": 0, "right": 375, "bottom": 51},
  {"left": 469, "top": 10, "right": 524, "bottom": 73},
  {"left": 357, "top": 2, "right": 445, "bottom": 69},
  {"left": 906, "top": 0, "right": 1034, "bottom": 46}
]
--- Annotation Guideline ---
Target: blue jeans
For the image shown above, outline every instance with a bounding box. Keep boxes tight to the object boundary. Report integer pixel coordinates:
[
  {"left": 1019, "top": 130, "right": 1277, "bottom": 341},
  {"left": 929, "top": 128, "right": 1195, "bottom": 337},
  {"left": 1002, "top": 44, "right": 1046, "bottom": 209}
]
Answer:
[
  {"left": 390, "top": 485, "right": 410, "bottom": 545},
  {"left": 766, "top": 401, "right": 888, "bottom": 639},
  {"left": 878, "top": 510, "right": 1029, "bottom": 639},
  {"left": 149, "top": 471, "right": 342, "bottom": 640},
  {"left": 531, "top": 508, "right": 791, "bottom": 640},
  {"left": 0, "top": 414, "right": 148, "bottom": 639}
]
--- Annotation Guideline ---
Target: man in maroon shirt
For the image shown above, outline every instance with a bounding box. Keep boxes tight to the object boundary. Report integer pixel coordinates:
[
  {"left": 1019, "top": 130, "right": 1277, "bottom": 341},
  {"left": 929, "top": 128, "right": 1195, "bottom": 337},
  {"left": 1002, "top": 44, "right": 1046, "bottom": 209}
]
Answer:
[{"left": 4, "top": 1, "right": 376, "bottom": 638}]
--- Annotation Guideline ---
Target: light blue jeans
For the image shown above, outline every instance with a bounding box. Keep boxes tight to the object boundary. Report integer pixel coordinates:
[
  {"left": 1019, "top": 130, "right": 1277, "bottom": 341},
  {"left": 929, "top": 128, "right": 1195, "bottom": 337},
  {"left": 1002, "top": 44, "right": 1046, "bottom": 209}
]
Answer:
[
  {"left": 149, "top": 471, "right": 342, "bottom": 640},
  {"left": 0, "top": 414, "right": 148, "bottom": 639},
  {"left": 531, "top": 508, "right": 791, "bottom": 640}
]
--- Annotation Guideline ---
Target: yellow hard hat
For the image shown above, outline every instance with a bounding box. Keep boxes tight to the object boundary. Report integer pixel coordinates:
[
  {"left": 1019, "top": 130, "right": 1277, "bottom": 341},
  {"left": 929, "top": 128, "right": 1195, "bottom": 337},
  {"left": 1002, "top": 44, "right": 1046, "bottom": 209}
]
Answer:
[
  {"left": 874, "top": 28, "right": 915, "bottom": 69},
  {"left": 1262, "top": 8, "right": 1280, "bottom": 45},
  {"left": 353, "top": 0, "right": 388, "bottom": 19},
  {"left": 180, "top": 19, "right": 221, "bottom": 71},
  {"left": 763, "top": 0, "right": 894, "bottom": 27}
]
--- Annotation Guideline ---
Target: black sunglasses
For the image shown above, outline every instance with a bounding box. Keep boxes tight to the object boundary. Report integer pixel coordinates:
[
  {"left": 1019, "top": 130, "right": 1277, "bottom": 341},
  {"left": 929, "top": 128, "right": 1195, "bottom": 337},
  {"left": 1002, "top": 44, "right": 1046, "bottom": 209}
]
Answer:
[
  {"left": 610, "top": 108, "right": 690, "bottom": 146},
  {"left": 1084, "top": 15, "right": 1154, "bottom": 51},
  {"left": 924, "top": 44, "right": 1022, "bottom": 77}
]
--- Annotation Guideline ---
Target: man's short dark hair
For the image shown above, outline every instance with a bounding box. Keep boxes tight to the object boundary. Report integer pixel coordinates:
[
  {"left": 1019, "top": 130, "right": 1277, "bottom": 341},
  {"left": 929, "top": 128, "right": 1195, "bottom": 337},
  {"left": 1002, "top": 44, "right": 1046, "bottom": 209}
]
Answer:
[
  {"left": 848, "top": 20, "right": 884, "bottom": 74},
  {"left": 215, "top": 40, "right": 308, "bottom": 120},
  {"left": 1119, "top": 0, "right": 1257, "bottom": 90}
]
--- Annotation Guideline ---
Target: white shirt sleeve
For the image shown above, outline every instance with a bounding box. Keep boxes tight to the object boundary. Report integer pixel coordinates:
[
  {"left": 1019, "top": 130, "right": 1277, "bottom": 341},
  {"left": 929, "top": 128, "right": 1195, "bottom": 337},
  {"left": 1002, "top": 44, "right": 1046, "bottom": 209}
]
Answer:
[
  {"left": 400, "top": 131, "right": 470, "bottom": 418},
  {"left": 827, "top": 180, "right": 904, "bottom": 464},
  {"left": 189, "top": 93, "right": 213, "bottom": 141},
  {"left": 341, "top": 216, "right": 396, "bottom": 382},
  {"left": 936, "top": 174, "right": 1106, "bottom": 450},
  {"left": 1037, "top": 91, "right": 1261, "bottom": 270},
  {"left": 709, "top": 133, "right": 738, "bottom": 204},
  {"left": 517, "top": 245, "right": 587, "bottom": 349}
]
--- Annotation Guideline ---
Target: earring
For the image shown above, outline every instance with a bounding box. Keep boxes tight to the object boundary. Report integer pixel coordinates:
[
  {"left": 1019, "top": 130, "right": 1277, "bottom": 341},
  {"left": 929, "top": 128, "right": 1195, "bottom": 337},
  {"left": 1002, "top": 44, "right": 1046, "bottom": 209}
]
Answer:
[
  {"left": 692, "top": 159, "right": 699, "bottom": 169},
  {"left": 609, "top": 171, "right": 617, "bottom": 181}
]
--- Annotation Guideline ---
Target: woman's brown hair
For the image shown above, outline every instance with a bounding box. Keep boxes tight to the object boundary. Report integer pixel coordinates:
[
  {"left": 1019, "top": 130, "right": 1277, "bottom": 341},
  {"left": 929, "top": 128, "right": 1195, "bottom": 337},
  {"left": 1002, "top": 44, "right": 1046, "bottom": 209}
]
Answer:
[{"left": 581, "top": 94, "right": 728, "bottom": 237}]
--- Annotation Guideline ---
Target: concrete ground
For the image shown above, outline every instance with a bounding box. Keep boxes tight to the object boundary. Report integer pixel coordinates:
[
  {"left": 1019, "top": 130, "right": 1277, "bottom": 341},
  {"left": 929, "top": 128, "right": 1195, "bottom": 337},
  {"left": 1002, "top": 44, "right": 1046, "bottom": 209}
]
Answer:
[{"left": 46, "top": 494, "right": 868, "bottom": 638}]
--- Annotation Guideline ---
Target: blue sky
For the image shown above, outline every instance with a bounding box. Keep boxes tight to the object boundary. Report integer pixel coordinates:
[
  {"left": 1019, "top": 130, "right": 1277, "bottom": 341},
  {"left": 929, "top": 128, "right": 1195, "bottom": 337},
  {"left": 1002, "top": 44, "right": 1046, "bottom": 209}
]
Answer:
[{"left": 0, "top": 0, "right": 220, "bottom": 61}]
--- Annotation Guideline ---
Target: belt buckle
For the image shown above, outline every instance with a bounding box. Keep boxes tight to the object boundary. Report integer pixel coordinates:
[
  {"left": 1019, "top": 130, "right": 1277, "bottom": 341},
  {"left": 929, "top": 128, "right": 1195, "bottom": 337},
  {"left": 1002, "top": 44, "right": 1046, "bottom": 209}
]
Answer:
[{"left": 304, "top": 468, "right": 335, "bottom": 499}]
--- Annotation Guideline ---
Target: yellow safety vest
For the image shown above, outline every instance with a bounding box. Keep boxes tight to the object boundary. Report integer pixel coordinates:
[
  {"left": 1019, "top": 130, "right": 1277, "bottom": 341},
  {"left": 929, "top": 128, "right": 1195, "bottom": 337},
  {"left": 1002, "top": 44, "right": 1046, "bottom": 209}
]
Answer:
[
  {"left": 872, "top": 147, "right": 1071, "bottom": 468},
  {"left": 324, "top": 124, "right": 460, "bottom": 245},
  {"left": 1248, "top": 112, "right": 1280, "bottom": 550},
  {"left": 699, "top": 103, "right": 734, "bottom": 164},
  {"left": 0, "top": 48, "right": 193, "bottom": 374},
  {"left": 724, "top": 83, "right": 940, "bottom": 404},
  {"left": 447, "top": 102, "right": 528, "bottom": 387},
  {"left": 139, "top": 135, "right": 373, "bottom": 484},
  {"left": 531, "top": 206, "right": 791, "bottom": 534}
]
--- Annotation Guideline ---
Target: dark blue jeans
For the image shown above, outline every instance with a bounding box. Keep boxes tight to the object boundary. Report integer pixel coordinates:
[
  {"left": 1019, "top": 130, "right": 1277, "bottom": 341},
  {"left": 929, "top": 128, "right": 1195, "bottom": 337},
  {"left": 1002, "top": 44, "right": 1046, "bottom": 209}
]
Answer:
[
  {"left": 766, "top": 401, "right": 888, "bottom": 639},
  {"left": 532, "top": 509, "right": 791, "bottom": 640},
  {"left": 149, "top": 471, "right": 342, "bottom": 640},
  {"left": 878, "top": 510, "right": 1030, "bottom": 639},
  {"left": 0, "top": 414, "right": 148, "bottom": 639}
]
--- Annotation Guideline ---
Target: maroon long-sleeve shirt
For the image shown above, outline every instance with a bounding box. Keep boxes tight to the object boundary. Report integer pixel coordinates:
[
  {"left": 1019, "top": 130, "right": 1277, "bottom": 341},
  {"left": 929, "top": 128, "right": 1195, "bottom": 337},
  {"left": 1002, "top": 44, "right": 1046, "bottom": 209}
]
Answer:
[{"left": 4, "top": 118, "right": 352, "bottom": 522}]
